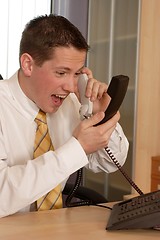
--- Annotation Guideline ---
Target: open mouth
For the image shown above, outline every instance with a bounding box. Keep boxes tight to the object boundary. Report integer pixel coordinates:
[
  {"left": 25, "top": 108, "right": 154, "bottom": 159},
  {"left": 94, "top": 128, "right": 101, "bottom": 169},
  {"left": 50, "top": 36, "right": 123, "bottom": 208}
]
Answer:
[{"left": 51, "top": 94, "right": 67, "bottom": 107}]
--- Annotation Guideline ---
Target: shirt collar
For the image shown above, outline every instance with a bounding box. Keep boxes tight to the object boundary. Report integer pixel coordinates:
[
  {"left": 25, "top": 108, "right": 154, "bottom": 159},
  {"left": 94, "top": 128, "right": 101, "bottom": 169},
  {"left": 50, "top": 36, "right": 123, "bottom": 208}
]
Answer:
[{"left": 8, "top": 70, "right": 39, "bottom": 121}]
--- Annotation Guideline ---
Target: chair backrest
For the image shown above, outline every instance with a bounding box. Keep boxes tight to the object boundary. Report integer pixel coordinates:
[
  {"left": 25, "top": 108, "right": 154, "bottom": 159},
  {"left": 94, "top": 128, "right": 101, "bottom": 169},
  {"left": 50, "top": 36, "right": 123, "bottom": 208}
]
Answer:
[
  {"left": 62, "top": 168, "right": 108, "bottom": 207},
  {"left": 0, "top": 74, "right": 3, "bottom": 80}
]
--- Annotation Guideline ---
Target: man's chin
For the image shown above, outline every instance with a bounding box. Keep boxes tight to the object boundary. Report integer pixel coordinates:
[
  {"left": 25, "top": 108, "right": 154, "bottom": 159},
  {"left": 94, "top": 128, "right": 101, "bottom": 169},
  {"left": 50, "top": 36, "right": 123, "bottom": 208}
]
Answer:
[{"left": 48, "top": 106, "right": 59, "bottom": 114}]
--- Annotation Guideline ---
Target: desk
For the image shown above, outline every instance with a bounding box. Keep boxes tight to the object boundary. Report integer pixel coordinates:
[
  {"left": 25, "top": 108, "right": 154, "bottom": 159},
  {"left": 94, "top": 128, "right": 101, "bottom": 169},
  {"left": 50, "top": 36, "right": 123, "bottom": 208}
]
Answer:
[{"left": 0, "top": 204, "right": 159, "bottom": 240}]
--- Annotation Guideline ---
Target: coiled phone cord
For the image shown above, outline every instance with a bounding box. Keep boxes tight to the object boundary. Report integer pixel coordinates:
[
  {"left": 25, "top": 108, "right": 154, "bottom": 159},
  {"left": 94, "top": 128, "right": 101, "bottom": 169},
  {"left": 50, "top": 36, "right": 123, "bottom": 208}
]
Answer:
[
  {"left": 105, "top": 147, "right": 144, "bottom": 196},
  {"left": 65, "top": 168, "right": 92, "bottom": 207},
  {"left": 65, "top": 147, "right": 144, "bottom": 207}
]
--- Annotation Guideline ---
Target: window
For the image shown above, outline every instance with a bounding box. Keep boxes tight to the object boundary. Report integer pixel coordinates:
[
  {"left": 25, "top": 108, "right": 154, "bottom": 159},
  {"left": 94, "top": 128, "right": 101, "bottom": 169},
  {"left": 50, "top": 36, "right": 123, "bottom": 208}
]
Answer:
[{"left": 0, "top": 0, "right": 51, "bottom": 79}]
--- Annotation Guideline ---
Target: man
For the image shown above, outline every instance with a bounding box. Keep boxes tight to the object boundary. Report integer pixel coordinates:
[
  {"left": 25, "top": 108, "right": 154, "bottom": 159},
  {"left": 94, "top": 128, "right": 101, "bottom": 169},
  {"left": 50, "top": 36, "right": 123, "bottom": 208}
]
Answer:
[{"left": 0, "top": 14, "right": 129, "bottom": 217}]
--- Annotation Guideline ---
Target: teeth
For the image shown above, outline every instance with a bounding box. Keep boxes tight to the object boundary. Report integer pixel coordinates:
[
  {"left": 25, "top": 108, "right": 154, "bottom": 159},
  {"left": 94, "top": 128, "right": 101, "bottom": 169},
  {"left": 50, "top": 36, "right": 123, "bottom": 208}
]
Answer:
[{"left": 55, "top": 94, "right": 66, "bottom": 99}]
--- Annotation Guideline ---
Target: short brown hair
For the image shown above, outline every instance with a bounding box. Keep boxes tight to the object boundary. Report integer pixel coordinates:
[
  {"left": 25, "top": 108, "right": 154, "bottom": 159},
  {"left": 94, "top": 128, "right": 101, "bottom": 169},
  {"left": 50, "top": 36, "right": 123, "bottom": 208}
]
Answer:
[{"left": 19, "top": 14, "right": 89, "bottom": 66}]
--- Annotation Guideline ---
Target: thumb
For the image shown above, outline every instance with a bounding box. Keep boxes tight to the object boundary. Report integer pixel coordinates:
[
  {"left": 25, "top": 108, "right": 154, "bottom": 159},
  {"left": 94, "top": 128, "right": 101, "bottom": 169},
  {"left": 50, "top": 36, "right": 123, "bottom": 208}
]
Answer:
[{"left": 86, "top": 112, "right": 105, "bottom": 127}]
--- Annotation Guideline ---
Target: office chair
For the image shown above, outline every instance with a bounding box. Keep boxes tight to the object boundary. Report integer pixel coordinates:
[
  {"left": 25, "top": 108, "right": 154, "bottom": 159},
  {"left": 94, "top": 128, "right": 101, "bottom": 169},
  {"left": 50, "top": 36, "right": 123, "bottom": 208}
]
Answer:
[
  {"left": 0, "top": 74, "right": 3, "bottom": 80},
  {"left": 62, "top": 168, "right": 108, "bottom": 207}
]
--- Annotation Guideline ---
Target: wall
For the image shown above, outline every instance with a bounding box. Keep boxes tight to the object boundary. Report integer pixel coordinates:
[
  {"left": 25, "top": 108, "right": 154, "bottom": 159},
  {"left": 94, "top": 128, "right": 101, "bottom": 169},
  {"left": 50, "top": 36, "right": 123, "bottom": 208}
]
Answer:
[{"left": 134, "top": 0, "right": 160, "bottom": 193}]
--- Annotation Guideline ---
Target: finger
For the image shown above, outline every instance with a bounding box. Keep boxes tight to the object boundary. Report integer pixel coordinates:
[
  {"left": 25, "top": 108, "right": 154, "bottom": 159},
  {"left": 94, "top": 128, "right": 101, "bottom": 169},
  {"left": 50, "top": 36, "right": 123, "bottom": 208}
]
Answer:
[
  {"left": 86, "top": 79, "right": 99, "bottom": 100},
  {"left": 101, "top": 111, "right": 120, "bottom": 129},
  {"left": 112, "top": 111, "right": 120, "bottom": 122},
  {"left": 86, "top": 78, "right": 107, "bottom": 101},
  {"left": 97, "top": 83, "right": 107, "bottom": 99},
  {"left": 84, "top": 112, "right": 105, "bottom": 128},
  {"left": 106, "top": 111, "right": 120, "bottom": 122},
  {"left": 81, "top": 67, "right": 93, "bottom": 79},
  {"left": 90, "top": 81, "right": 100, "bottom": 101},
  {"left": 103, "top": 125, "right": 116, "bottom": 147}
]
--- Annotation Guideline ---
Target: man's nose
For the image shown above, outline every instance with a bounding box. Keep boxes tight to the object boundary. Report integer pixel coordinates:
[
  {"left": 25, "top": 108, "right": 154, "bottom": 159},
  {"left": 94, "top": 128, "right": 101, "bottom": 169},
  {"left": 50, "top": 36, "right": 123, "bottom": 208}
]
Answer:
[{"left": 63, "top": 77, "right": 77, "bottom": 93}]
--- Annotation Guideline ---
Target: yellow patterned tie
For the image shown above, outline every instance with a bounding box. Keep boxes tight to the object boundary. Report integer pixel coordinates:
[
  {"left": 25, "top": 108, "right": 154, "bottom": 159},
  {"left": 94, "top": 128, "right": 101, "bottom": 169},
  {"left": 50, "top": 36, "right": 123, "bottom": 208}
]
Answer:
[{"left": 34, "top": 110, "right": 62, "bottom": 210}]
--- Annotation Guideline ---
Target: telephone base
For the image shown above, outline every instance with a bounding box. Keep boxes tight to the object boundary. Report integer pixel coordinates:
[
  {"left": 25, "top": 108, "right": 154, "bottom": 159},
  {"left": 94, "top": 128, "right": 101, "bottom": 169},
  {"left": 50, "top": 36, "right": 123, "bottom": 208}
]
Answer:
[{"left": 106, "top": 190, "right": 160, "bottom": 230}]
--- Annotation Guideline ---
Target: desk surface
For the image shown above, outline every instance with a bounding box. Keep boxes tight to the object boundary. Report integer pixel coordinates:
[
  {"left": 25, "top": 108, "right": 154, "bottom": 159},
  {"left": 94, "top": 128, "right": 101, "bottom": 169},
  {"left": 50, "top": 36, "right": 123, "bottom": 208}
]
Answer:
[{"left": 0, "top": 204, "right": 159, "bottom": 240}]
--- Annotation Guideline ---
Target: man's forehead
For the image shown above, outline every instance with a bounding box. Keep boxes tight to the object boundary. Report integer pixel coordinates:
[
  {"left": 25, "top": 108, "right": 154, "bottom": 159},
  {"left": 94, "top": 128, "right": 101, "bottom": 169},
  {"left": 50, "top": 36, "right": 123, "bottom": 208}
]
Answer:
[{"left": 53, "top": 46, "right": 87, "bottom": 56}]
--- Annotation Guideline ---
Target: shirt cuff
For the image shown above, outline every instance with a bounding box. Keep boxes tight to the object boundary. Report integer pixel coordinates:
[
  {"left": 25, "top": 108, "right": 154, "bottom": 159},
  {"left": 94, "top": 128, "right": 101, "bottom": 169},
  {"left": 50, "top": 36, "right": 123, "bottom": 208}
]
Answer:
[{"left": 54, "top": 136, "right": 88, "bottom": 176}]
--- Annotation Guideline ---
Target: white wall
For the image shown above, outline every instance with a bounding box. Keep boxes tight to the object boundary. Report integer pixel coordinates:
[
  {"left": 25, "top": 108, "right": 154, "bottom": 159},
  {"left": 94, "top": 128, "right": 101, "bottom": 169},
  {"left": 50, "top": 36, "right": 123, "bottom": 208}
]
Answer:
[{"left": 0, "top": 0, "right": 51, "bottom": 79}]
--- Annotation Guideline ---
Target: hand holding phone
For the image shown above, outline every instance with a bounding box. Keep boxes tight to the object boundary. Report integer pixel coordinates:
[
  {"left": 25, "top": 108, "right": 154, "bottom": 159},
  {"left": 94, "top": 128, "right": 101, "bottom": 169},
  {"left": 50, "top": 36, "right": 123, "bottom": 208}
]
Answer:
[{"left": 78, "top": 74, "right": 129, "bottom": 124}]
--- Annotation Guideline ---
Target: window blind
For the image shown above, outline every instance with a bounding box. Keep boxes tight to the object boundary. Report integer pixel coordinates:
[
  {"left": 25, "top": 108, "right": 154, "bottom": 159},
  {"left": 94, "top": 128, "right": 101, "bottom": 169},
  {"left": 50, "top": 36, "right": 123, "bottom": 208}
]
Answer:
[{"left": 0, "top": 0, "right": 51, "bottom": 79}]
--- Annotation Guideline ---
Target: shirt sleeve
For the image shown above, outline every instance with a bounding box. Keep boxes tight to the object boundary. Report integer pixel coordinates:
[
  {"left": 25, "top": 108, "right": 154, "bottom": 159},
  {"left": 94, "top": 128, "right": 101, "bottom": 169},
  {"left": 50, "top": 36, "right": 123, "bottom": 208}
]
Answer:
[{"left": 0, "top": 135, "right": 88, "bottom": 218}]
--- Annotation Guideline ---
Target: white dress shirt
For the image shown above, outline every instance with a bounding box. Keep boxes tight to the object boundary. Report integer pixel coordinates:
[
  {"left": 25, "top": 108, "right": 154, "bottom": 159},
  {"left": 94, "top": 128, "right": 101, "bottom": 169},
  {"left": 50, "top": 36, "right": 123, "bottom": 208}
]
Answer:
[{"left": 0, "top": 71, "right": 129, "bottom": 217}]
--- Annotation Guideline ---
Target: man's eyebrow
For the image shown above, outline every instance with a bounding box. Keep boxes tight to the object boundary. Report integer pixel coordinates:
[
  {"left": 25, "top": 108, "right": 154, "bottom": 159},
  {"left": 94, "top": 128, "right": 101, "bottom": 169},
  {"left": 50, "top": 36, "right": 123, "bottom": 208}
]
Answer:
[
  {"left": 79, "top": 66, "right": 85, "bottom": 72},
  {"left": 55, "top": 67, "right": 70, "bottom": 71},
  {"left": 75, "top": 66, "right": 85, "bottom": 73},
  {"left": 56, "top": 66, "right": 85, "bottom": 72},
  {"left": 62, "top": 67, "right": 72, "bottom": 70}
]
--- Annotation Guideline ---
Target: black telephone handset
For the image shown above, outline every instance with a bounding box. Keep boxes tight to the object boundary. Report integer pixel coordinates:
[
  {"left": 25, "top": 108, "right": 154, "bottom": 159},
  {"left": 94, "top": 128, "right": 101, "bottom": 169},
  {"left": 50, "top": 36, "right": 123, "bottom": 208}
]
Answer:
[{"left": 95, "top": 74, "right": 129, "bottom": 125}]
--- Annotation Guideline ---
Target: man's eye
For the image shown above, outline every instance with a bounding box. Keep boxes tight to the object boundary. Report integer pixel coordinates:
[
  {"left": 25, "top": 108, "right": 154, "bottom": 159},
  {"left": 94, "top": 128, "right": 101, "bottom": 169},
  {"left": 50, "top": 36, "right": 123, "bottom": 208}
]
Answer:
[
  {"left": 56, "top": 72, "right": 65, "bottom": 76},
  {"left": 75, "top": 72, "right": 81, "bottom": 77}
]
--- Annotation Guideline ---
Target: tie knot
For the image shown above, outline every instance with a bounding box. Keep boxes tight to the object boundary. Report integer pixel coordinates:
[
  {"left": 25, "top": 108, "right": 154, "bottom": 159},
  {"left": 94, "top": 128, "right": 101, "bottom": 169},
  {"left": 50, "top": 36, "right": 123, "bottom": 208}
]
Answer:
[{"left": 35, "top": 110, "right": 47, "bottom": 125}]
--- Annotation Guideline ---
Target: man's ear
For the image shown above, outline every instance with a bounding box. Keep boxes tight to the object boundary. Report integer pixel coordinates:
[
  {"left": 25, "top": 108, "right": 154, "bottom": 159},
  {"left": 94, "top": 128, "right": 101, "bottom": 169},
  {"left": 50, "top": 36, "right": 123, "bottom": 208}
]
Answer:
[{"left": 20, "top": 53, "right": 33, "bottom": 77}]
